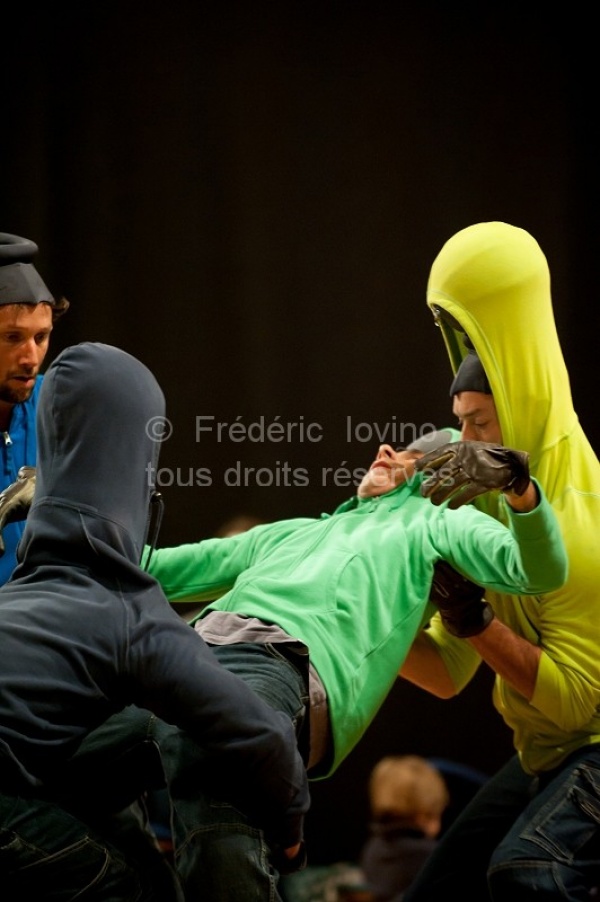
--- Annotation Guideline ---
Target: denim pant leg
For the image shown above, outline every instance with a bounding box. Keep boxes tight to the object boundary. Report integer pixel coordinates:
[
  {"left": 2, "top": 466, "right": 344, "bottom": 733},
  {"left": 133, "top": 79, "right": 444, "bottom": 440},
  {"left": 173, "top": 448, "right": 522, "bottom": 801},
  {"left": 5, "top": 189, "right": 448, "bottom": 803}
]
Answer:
[
  {"left": 403, "top": 753, "right": 535, "bottom": 901},
  {"left": 45, "top": 707, "right": 183, "bottom": 902},
  {"left": 0, "top": 790, "right": 171, "bottom": 901},
  {"left": 61, "top": 706, "right": 165, "bottom": 812},
  {"left": 153, "top": 643, "right": 309, "bottom": 902},
  {"left": 488, "top": 745, "right": 600, "bottom": 901}
]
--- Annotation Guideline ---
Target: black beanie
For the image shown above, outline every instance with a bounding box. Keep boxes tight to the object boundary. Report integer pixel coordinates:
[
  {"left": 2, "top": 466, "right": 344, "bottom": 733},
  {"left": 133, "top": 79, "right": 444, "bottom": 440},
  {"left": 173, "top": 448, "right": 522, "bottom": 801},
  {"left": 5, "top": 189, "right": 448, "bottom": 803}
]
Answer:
[
  {"left": 0, "top": 233, "right": 54, "bottom": 306},
  {"left": 449, "top": 350, "right": 492, "bottom": 396}
]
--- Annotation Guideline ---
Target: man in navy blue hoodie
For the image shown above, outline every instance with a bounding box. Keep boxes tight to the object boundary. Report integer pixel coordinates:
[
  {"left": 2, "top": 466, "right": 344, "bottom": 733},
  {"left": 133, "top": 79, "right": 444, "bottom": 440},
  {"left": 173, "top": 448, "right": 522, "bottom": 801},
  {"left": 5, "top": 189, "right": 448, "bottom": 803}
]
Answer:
[{"left": 0, "top": 342, "right": 309, "bottom": 900}]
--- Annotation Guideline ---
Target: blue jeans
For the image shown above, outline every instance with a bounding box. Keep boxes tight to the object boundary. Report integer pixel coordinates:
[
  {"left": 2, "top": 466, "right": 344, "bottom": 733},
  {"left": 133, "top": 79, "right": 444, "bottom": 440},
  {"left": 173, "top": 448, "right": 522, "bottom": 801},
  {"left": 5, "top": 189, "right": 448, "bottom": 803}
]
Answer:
[
  {"left": 65, "top": 642, "right": 309, "bottom": 902},
  {"left": 0, "top": 789, "right": 181, "bottom": 901},
  {"left": 164, "top": 642, "right": 309, "bottom": 900},
  {"left": 403, "top": 746, "right": 600, "bottom": 901}
]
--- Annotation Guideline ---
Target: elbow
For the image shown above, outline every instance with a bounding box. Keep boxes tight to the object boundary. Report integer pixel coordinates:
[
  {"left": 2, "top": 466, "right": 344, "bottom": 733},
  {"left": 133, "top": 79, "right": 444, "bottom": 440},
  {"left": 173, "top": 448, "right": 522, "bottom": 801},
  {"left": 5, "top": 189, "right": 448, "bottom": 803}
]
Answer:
[
  {"left": 548, "top": 556, "right": 569, "bottom": 593},
  {"left": 545, "top": 564, "right": 569, "bottom": 594},
  {"left": 524, "top": 566, "right": 568, "bottom": 596},
  {"left": 401, "top": 675, "right": 458, "bottom": 700},
  {"left": 432, "top": 684, "right": 459, "bottom": 700}
]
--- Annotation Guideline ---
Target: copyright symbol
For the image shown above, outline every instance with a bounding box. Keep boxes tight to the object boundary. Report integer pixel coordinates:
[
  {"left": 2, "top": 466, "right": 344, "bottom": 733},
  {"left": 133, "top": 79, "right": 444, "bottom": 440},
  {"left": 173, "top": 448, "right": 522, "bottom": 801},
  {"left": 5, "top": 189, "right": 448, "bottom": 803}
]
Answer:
[{"left": 146, "top": 416, "right": 173, "bottom": 442}]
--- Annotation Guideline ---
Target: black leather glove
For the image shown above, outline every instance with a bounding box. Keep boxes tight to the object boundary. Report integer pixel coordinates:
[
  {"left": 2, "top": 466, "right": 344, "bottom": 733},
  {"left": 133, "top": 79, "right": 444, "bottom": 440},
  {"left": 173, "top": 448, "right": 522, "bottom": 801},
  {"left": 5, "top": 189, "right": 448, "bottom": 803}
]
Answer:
[
  {"left": 0, "top": 465, "right": 36, "bottom": 556},
  {"left": 414, "top": 440, "right": 530, "bottom": 509},
  {"left": 430, "top": 560, "right": 495, "bottom": 638}
]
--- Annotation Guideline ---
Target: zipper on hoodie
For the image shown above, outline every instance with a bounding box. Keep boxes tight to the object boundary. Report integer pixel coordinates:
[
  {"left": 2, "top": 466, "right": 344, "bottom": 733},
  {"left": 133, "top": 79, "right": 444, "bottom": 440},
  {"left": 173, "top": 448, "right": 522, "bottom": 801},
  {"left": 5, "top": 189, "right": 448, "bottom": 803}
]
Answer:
[{"left": 2, "top": 432, "right": 13, "bottom": 477}]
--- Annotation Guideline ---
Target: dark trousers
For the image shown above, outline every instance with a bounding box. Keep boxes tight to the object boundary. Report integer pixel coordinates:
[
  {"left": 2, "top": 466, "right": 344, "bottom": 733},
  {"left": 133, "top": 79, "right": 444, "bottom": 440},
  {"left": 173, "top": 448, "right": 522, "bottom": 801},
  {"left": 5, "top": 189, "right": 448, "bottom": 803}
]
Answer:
[
  {"left": 0, "top": 787, "right": 181, "bottom": 901},
  {"left": 403, "top": 746, "right": 600, "bottom": 901},
  {"left": 57, "top": 642, "right": 309, "bottom": 901}
]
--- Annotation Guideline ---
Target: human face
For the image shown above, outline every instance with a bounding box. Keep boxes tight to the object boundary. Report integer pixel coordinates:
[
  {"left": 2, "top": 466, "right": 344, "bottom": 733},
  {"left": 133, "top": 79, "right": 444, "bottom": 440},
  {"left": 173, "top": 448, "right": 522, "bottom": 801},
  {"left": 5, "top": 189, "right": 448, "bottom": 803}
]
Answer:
[
  {"left": 452, "top": 391, "right": 502, "bottom": 444},
  {"left": 0, "top": 304, "right": 53, "bottom": 409},
  {"left": 358, "top": 444, "right": 423, "bottom": 499}
]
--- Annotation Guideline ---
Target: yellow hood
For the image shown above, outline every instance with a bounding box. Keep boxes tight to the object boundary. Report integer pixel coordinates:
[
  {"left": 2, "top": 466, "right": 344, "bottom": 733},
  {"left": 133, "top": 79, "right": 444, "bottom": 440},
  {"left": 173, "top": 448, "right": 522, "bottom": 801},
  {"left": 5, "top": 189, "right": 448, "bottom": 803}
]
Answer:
[{"left": 426, "top": 221, "right": 598, "bottom": 507}]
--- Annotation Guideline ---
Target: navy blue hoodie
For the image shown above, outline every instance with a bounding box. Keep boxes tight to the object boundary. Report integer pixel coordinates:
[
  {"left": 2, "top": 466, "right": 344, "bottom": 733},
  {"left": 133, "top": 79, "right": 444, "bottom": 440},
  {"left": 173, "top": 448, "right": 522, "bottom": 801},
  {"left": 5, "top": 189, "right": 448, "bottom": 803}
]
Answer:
[{"left": 0, "top": 342, "right": 308, "bottom": 848}]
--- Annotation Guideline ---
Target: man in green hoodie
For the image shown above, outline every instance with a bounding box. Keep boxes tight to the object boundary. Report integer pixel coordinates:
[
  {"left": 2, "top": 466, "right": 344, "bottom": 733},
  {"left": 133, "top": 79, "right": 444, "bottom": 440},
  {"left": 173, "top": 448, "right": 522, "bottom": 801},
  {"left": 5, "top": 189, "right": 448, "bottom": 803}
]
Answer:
[
  {"left": 135, "top": 426, "right": 566, "bottom": 902},
  {"left": 401, "top": 221, "right": 600, "bottom": 901},
  {"left": 0, "top": 420, "right": 569, "bottom": 900}
]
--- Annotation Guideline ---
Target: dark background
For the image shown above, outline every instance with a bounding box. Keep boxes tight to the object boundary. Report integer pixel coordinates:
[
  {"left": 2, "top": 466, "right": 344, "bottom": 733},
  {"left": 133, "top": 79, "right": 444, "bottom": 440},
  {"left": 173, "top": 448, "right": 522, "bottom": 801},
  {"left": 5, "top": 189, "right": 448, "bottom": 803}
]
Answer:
[{"left": 2, "top": 3, "right": 597, "bottom": 863}]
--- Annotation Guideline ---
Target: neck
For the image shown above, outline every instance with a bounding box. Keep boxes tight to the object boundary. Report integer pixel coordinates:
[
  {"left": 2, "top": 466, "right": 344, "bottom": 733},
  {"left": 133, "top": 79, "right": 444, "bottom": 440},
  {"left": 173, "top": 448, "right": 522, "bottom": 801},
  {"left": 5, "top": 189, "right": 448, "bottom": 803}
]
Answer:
[{"left": 0, "top": 401, "right": 14, "bottom": 433}]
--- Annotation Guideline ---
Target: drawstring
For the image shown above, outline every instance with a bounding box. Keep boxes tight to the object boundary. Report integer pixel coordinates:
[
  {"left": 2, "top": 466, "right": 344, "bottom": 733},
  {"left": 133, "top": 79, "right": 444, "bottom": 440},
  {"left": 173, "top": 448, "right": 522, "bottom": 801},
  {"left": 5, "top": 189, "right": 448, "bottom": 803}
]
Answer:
[{"left": 142, "top": 491, "right": 164, "bottom": 570}]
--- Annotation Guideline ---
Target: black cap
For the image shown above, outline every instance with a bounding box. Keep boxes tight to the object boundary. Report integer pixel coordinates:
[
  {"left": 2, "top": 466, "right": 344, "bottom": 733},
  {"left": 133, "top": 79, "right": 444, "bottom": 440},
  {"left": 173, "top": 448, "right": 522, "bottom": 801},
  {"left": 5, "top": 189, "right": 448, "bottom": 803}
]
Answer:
[
  {"left": 0, "top": 233, "right": 54, "bottom": 306},
  {"left": 449, "top": 350, "right": 491, "bottom": 396}
]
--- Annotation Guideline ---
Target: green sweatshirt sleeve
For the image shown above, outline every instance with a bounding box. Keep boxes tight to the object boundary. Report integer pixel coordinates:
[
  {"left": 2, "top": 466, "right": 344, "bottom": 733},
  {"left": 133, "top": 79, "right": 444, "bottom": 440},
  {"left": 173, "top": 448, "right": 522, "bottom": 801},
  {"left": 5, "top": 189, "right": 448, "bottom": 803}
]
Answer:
[
  {"left": 148, "top": 535, "right": 249, "bottom": 602},
  {"left": 148, "top": 517, "right": 316, "bottom": 602},
  {"left": 436, "top": 479, "right": 568, "bottom": 596}
]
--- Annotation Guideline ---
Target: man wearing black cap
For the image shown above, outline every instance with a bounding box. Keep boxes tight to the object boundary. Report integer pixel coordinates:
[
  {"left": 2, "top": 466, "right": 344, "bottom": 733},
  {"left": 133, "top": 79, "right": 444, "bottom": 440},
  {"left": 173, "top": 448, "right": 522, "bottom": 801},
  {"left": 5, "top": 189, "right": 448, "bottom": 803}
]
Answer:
[
  {"left": 401, "top": 222, "right": 600, "bottom": 900},
  {"left": 0, "top": 232, "right": 68, "bottom": 583},
  {"left": 93, "top": 426, "right": 565, "bottom": 902}
]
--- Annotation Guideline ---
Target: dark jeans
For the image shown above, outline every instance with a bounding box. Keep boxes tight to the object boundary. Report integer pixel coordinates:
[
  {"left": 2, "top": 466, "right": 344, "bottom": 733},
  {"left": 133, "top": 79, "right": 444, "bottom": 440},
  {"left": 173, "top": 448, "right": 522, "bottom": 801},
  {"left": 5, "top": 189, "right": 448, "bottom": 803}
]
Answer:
[
  {"left": 63, "top": 642, "right": 309, "bottom": 902},
  {"left": 403, "top": 746, "right": 600, "bottom": 901},
  {"left": 0, "top": 789, "right": 181, "bottom": 901}
]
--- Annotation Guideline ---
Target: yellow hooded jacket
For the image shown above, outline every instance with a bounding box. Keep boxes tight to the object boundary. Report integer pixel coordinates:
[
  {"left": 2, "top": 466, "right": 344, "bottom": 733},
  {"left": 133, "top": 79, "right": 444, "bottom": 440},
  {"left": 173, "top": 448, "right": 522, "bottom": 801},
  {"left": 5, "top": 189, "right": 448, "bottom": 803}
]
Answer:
[{"left": 424, "top": 220, "right": 600, "bottom": 774}]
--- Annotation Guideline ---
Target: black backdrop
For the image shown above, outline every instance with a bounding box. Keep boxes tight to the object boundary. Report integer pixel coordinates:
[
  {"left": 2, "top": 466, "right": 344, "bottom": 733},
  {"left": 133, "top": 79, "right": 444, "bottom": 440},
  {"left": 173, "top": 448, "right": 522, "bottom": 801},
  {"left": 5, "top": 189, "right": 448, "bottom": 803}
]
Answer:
[{"left": 2, "top": 3, "right": 597, "bottom": 863}]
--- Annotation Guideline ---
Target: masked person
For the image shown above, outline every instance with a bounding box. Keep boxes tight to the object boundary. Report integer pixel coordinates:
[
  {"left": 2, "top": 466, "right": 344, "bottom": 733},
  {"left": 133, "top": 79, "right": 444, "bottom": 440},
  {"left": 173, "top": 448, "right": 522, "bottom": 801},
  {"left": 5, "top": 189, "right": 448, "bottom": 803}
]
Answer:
[
  {"left": 0, "top": 232, "right": 69, "bottom": 583},
  {"left": 401, "top": 221, "right": 600, "bottom": 901},
  {"left": 0, "top": 342, "right": 309, "bottom": 901}
]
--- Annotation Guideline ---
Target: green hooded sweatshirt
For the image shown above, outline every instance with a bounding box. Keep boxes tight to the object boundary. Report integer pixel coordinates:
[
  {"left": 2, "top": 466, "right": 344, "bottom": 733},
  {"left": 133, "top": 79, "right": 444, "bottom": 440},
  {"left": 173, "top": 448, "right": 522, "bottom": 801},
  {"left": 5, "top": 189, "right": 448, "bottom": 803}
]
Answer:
[
  {"left": 424, "top": 220, "right": 600, "bottom": 774},
  {"left": 148, "top": 447, "right": 566, "bottom": 777}
]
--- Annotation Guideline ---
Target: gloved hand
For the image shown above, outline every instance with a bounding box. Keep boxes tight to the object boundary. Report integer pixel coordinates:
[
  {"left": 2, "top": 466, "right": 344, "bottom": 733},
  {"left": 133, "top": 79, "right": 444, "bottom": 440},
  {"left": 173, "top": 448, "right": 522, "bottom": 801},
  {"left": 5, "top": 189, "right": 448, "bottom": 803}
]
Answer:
[
  {"left": 414, "top": 440, "right": 530, "bottom": 509},
  {"left": 0, "top": 465, "right": 36, "bottom": 556},
  {"left": 430, "top": 559, "right": 495, "bottom": 638}
]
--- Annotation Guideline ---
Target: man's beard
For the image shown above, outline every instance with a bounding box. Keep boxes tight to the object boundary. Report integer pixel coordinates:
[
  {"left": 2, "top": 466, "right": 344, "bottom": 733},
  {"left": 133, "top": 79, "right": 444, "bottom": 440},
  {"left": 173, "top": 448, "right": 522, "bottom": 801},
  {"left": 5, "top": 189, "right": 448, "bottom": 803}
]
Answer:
[{"left": 0, "top": 381, "right": 35, "bottom": 406}]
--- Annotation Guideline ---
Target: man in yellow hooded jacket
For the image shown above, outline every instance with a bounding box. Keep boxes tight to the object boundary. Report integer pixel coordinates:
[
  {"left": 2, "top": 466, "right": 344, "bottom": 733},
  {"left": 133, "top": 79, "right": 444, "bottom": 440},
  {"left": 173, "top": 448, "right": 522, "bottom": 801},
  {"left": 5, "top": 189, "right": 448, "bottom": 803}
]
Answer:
[{"left": 401, "top": 221, "right": 600, "bottom": 901}]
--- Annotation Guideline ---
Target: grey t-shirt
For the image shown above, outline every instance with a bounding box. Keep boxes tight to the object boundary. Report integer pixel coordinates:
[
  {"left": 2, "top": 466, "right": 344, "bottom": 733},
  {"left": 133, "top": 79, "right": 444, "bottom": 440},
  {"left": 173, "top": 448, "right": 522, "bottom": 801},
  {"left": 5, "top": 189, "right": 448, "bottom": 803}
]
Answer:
[{"left": 195, "top": 611, "right": 329, "bottom": 771}]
